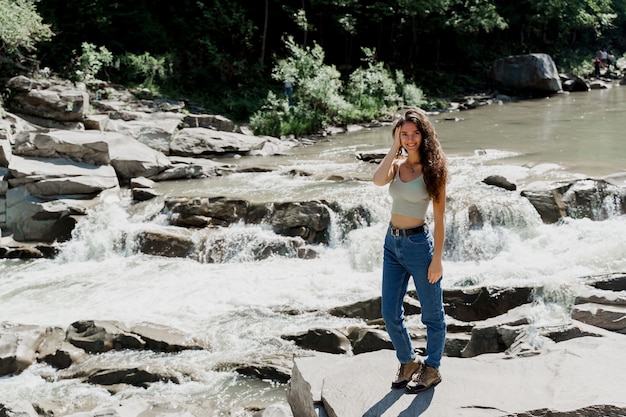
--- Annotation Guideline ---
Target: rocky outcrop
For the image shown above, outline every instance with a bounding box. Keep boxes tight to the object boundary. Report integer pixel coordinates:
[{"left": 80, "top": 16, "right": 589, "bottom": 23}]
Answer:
[
  {"left": 2, "top": 74, "right": 623, "bottom": 256},
  {"left": 289, "top": 331, "right": 626, "bottom": 417},
  {"left": 0, "top": 320, "right": 208, "bottom": 377},
  {"left": 0, "top": 76, "right": 300, "bottom": 253},
  {"left": 6, "top": 76, "right": 89, "bottom": 124},
  {"left": 521, "top": 178, "right": 626, "bottom": 223},
  {"left": 286, "top": 273, "right": 626, "bottom": 417}
]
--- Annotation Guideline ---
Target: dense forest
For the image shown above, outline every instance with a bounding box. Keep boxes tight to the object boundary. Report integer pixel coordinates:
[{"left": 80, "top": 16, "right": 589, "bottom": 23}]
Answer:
[{"left": 1, "top": 0, "right": 625, "bottom": 135}]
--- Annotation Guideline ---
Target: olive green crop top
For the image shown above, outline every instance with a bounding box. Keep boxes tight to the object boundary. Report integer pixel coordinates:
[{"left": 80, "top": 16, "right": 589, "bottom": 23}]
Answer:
[{"left": 388, "top": 168, "right": 430, "bottom": 219}]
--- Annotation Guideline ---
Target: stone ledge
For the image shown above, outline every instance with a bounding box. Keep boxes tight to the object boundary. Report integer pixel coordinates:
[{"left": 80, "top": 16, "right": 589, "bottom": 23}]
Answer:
[{"left": 289, "top": 325, "right": 626, "bottom": 417}]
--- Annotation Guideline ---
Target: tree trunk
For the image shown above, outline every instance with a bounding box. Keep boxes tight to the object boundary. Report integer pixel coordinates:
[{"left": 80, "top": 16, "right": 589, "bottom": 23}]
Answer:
[{"left": 261, "top": 0, "right": 268, "bottom": 65}]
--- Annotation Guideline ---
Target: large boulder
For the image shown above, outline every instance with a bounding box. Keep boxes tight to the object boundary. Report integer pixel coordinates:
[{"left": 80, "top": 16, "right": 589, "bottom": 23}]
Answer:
[
  {"left": 491, "top": 53, "right": 562, "bottom": 95},
  {"left": 170, "top": 128, "right": 272, "bottom": 157},
  {"left": 288, "top": 332, "right": 626, "bottom": 417},
  {"left": 521, "top": 178, "right": 626, "bottom": 223},
  {"left": 5, "top": 156, "right": 119, "bottom": 241},
  {"left": 6, "top": 76, "right": 89, "bottom": 123},
  {"left": 0, "top": 323, "right": 50, "bottom": 376},
  {"left": 12, "top": 130, "right": 110, "bottom": 165},
  {"left": 106, "top": 132, "right": 172, "bottom": 181}
]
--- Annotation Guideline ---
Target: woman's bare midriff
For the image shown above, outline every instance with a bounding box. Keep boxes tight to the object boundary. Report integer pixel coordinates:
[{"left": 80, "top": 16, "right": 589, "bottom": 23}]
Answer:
[{"left": 390, "top": 213, "right": 426, "bottom": 229}]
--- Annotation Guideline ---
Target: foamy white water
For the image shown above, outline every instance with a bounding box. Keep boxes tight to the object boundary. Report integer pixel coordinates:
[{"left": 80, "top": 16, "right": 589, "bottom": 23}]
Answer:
[{"left": 2, "top": 87, "right": 626, "bottom": 414}]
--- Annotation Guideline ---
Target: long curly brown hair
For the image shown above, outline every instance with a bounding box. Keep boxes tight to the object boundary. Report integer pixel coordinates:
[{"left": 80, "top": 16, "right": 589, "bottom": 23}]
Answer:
[{"left": 392, "top": 108, "right": 448, "bottom": 202}]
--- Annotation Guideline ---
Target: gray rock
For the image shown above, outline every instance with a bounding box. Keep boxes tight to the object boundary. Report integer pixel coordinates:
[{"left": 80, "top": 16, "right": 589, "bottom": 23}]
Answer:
[
  {"left": 170, "top": 128, "right": 268, "bottom": 157},
  {"left": 483, "top": 175, "right": 517, "bottom": 191},
  {"left": 0, "top": 323, "right": 48, "bottom": 376},
  {"left": 282, "top": 328, "right": 351, "bottom": 354},
  {"left": 131, "top": 187, "right": 159, "bottom": 201},
  {"left": 106, "top": 132, "right": 171, "bottom": 181},
  {"left": 6, "top": 76, "right": 89, "bottom": 123},
  {"left": 13, "top": 130, "right": 111, "bottom": 165},
  {"left": 521, "top": 179, "right": 626, "bottom": 223},
  {"left": 289, "top": 327, "right": 626, "bottom": 417},
  {"left": 182, "top": 114, "right": 235, "bottom": 132},
  {"left": 67, "top": 320, "right": 145, "bottom": 353},
  {"left": 491, "top": 53, "right": 562, "bottom": 95},
  {"left": 36, "top": 326, "right": 88, "bottom": 369},
  {"left": 572, "top": 303, "right": 626, "bottom": 333}
]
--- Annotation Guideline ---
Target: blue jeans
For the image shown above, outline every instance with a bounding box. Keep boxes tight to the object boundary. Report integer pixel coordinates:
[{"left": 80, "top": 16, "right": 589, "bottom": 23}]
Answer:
[{"left": 381, "top": 225, "right": 446, "bottom": 368}]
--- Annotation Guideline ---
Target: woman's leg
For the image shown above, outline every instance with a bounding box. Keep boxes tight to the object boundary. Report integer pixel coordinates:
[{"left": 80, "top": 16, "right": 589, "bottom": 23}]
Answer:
[
  {"left": 404, "top": 230, "right": 446, "bottom": 369},
  {"left": 381, "top": 233, "right": 414, "bottom": 363}
]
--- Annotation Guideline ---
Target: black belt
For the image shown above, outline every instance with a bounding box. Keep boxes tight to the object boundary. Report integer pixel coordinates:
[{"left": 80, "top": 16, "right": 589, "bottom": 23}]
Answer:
[{"left": 389, "top": 223, "right": 427, "bottom": 236}]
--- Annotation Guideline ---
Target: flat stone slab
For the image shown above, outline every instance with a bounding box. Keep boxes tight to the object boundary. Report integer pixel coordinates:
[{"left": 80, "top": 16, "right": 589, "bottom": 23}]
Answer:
[{"left": 290, "top": 328, "right": 626, "bottom": 417}]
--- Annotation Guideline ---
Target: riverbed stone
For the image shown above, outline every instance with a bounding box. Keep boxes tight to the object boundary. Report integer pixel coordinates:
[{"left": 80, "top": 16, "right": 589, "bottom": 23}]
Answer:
[
  {"left": 0, "top": 323, "right": 49, "bottom": 376},
  {"left": 6, "top": 76, "right": 90, "bottom": 123},
  {"left": 289, "top": 326, "right": 626, "bottom": 417},
  {"left": 37, "top": 326, "right": 88, "bottom": 369},
  {"left": 12, "top": 130, "right": 111, "bottom": 165},
  {"left": 282, "top": 328, "right": 351, "bottom": 354},
  {"left": 571, "top": 303, "right": 626, "bottom": 333}
]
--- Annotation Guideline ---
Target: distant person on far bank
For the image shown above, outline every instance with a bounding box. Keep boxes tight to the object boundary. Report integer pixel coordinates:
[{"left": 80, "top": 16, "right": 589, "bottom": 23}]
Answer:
[
  {"left": 594, "top": 56, "right": 602, "bottom": 78},
  {"left": 284, "top": 79, "right": 294, "bottom": 107},
  {"left": 372, "top": 107, "right": 448, "bottom": 394}
]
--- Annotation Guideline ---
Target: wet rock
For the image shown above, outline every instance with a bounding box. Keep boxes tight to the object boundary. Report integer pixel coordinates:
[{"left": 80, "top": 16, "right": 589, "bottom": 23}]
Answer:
[
  {"left": 129, "top": 322, "right": 209, "bottom": 352},
  {"left": 228, "top": 354, "right": 293, "bottom": 383},
  {"left": 67, "top": 320, "right": 144, "bottom": 353},
  {"left": 572, "top": 303, "right": 626, "bottom": 333},
  {"left": 135, "top": 227, "right": 194, "bottom": 258},
  {"left": 86, "top": 367, "right": 179, "bottom": 387},
  {"left": 521, "top": 179, "right": 626, "bottom": 223},
  {"left": 483, "top": 175, "right": 517, "bottom": 191},
  {"left": 282, "top": 328, "right": 351, "bottom": 354},
  {"left": 0, "top": 323, "right": 49, "bottom": 376},
  {"left": 0, "top": 401, "right": 39, "bottom": 417},
  {"left": 131, "top": 187, "right": 159, "bottom": 201},
  {"left": 36, "top": 326, "right": 88, "bottom": 369},
  {"left": 349, "top": 328, "right": 393, "bottom": 355},
  {"left": 443, "top": 285, "right": 533, "bottom": 322}
]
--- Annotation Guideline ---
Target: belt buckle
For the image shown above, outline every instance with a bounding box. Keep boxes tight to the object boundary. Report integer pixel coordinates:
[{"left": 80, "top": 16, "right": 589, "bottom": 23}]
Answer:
[{"left": 391, "top": 227, "right": 400, "bottom": 236}]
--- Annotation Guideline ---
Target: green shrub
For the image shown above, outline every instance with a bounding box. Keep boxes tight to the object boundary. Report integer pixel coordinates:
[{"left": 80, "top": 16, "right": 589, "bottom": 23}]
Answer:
[
  {"left": 345, "top": 47, "right": 400, "bottom": 118},
  {"left": 251, "top": 36, "right": 353, "bottom": 136},
  {"left": 119, "top": 52, "right": 174, "bottom": 89},
  {"left": 249, "top": 91, "right": 289, "bottom": 137},
  {"left": 250, "top": 39, "right": 433, "bottom": 136},
  {"left": 72, "top": 42, "right": 113, "bottom": 86}
]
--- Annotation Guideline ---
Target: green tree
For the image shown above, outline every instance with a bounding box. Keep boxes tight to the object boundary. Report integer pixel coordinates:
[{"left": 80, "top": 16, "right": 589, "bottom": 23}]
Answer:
[{"left": 0, "top": 0, "right": 53, "bottom": 73}]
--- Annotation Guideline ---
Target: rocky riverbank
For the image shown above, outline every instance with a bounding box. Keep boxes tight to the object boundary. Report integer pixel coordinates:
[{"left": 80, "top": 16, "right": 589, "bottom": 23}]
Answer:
[{"left": 1, "top": 273, "right": 624, "bottom": 416}]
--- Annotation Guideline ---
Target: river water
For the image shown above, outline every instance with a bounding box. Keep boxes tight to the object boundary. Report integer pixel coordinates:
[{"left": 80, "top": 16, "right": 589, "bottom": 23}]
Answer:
[{"left": 1, "top": 86, "right": 626, "bottom": 415}]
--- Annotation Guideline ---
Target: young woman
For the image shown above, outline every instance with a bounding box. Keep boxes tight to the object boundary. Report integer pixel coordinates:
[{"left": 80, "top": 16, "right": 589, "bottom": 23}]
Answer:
[{"left": 372, "top": 107, "right": 448, "bottom": 393}]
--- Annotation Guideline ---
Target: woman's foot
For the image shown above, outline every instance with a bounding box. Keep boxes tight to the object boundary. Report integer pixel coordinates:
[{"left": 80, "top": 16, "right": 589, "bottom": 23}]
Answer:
[
  {"left": 405, "top": 364, "right": 442, "bottom": 393},
  {"left": 391, "top": 357, "right": 423, "bottom": 388}
]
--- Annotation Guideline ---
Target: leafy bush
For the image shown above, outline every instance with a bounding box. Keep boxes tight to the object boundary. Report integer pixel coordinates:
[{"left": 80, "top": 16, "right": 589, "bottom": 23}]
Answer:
[
  {"left": 72, "top": 42, "right": 113, "bottom": 86},
  {"left": 345, "top": 47, "right": 400, "bottom": 119},
  {"left": 251, "top": 39, "right": 432, "bottom": 136},
  {"left": 119, "top": 52, "right": 174, "bottom": 89},
  {"left": 251, "top": 36, "right": 353, "bottom": 136},
  {"left": 395, "top": 70, "right": 426, "bottom": 108}
]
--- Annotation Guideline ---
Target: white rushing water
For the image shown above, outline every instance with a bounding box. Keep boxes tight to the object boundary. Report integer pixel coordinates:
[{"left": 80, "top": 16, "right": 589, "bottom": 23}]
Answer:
[{"left": 2, "top": 87, "right": 626, "bottom": 415}]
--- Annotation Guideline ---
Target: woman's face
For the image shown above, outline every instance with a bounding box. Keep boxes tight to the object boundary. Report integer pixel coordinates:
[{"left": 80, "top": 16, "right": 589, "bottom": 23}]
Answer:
[{"left": 399, "top": 121, "right": 422, "bottom": 153}]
